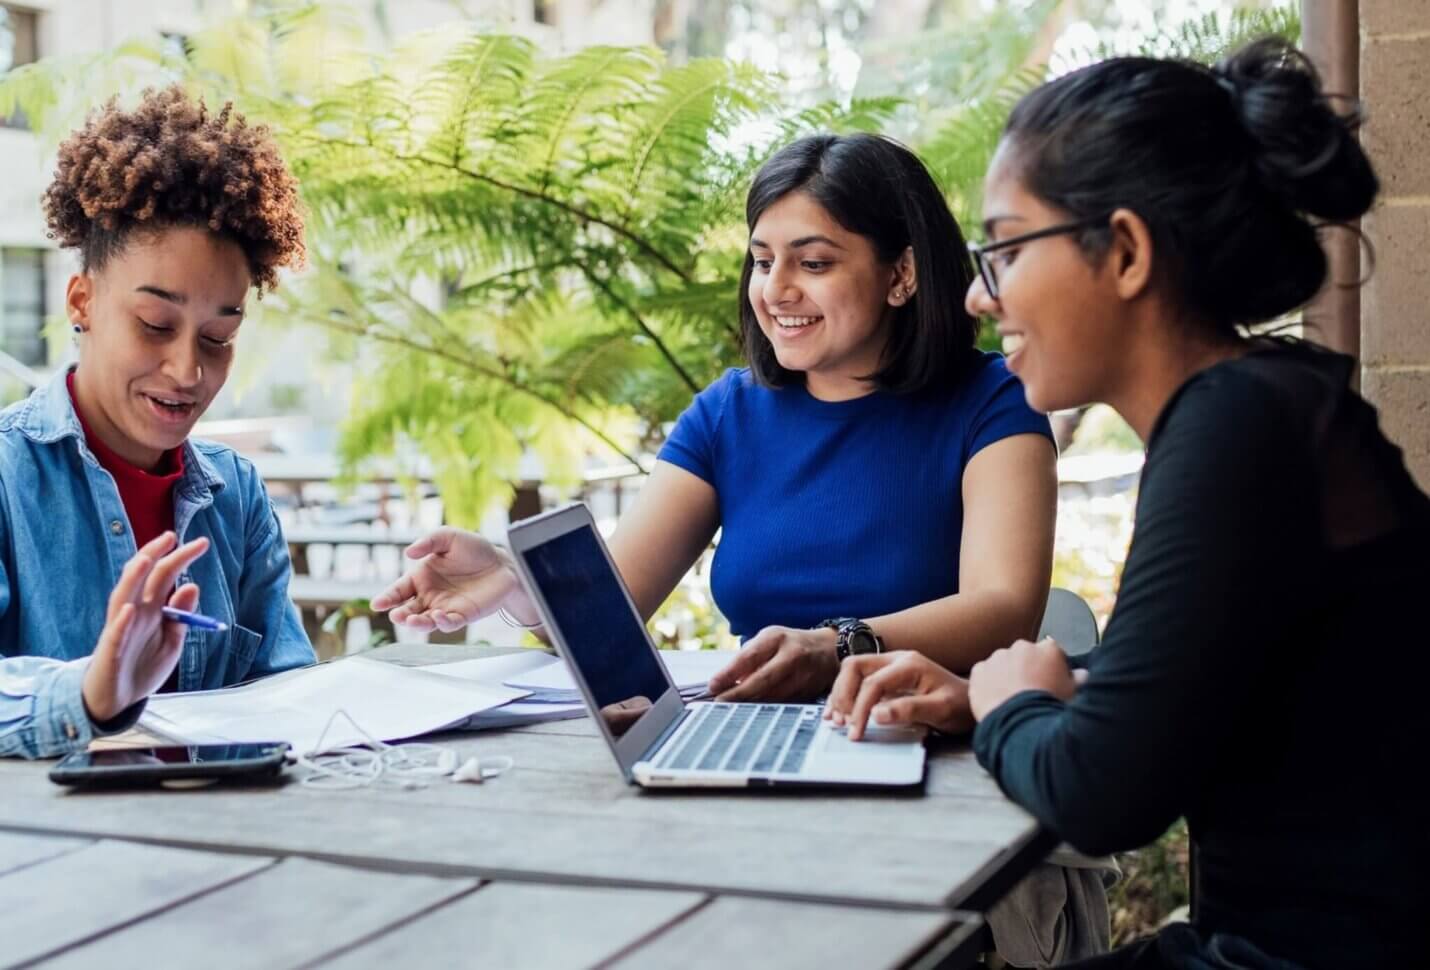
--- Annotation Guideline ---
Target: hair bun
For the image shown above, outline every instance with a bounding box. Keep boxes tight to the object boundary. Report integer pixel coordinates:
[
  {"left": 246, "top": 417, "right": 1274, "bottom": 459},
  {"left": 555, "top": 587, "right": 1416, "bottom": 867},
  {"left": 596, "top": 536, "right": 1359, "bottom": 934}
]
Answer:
[{"left": 1215, "top": 37, "right": 1378, "bottom": 222}]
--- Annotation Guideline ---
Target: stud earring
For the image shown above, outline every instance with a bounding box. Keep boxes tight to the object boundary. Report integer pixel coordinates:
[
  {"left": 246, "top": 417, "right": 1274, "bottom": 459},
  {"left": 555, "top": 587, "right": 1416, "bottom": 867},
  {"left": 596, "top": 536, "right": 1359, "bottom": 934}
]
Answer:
[{"left": 71, "top": 324, "right": 83, "bottom": 334}]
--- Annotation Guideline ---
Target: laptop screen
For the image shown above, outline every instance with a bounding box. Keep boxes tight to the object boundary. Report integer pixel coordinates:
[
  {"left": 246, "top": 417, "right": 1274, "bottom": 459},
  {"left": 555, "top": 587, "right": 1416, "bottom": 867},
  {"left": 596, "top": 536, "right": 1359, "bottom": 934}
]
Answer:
[{"left": 516, "top": 524, "right": 673, "bottom": 737}]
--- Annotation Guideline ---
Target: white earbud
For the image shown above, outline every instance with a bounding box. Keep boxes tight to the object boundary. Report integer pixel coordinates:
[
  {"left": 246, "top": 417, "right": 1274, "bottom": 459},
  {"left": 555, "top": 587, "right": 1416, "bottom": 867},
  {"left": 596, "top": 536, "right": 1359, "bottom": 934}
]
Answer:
[
  {"left": 452, "top": 756, "right": 486, "bottom": 783},
  {"left": 296, "top": 709, "right": 511, "bottom": 791}
]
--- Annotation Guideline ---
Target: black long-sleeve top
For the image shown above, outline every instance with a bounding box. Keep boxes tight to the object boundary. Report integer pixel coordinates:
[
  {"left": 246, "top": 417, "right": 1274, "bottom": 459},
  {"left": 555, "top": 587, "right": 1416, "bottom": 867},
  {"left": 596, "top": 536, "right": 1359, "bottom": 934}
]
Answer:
[{"left": 974, "top": 343, "right": 1429, "bottom": 968}]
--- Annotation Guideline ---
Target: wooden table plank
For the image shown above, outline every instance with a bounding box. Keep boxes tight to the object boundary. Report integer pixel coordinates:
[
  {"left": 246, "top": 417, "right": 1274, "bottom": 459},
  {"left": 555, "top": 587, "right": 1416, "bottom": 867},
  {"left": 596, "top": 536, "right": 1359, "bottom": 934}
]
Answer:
[
  {"left": 0, "top": 831, "right": 88, "bottom": 878},
  {"left": 321, "top": 882, "right": 704, "bottom": 970},
  {"left": 0, "top": 735, "right": 1038, "bottom": 909},
  {"left": 36, "top": 857, "right": 476, "bottom": 970},
  {"left": 611, "top": 896, "right": 958, "bottom": 970},
  {"left": 0, "top": 840, "right": 271, "bottom": 968},
  {"left": 0, "top": 801, "right": 1022, "bottom": 912},
  {"left": 0, "top": 645, "right": 1043, "bottom": 923}
]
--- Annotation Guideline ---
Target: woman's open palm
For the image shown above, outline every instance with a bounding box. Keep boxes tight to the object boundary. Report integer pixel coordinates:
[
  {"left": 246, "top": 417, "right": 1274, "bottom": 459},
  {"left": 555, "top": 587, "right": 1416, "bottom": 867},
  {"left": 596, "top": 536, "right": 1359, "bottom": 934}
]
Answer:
[{"left": 371, "top": 528, "right": 529, "bottom": 633}]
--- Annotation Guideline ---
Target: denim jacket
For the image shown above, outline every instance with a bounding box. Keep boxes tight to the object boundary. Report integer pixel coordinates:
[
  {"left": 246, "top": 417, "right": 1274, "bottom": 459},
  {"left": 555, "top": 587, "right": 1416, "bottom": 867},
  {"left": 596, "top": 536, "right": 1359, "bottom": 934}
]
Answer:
[{"left": 0, "top": 367, "right": 315, "bottom": 758}]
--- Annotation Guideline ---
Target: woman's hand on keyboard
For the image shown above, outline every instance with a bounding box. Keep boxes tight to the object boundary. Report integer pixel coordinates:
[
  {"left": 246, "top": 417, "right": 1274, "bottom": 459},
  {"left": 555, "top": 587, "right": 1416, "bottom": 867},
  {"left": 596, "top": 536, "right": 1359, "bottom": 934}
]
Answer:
[
  {"left": 824, "top": 651, "right": 974, "bottom": 741},
  {"left": 707, "top": 625, "right": 842, "bottom": 703}
]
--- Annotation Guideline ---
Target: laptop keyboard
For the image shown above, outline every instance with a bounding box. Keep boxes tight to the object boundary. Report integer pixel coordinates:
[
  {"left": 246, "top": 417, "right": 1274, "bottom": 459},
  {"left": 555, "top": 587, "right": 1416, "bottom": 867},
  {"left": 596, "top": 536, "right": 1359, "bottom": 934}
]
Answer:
[{"left": 657, "top": 703, "right": 818, "bottom": 775}]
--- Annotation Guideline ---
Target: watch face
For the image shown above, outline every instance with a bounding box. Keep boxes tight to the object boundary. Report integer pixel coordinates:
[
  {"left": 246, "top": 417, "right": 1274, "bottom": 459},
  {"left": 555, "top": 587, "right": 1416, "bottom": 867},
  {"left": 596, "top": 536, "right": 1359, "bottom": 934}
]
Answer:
[{"left": 848, "top": 628, "right": 878, "bottom": 655}]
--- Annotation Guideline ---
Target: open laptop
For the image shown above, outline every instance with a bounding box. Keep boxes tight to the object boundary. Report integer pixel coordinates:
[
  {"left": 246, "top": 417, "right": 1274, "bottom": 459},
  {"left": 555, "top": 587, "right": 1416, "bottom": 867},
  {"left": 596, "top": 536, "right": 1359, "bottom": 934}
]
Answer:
[{"left": 506, "top": 503, "right": 926, "bottom": 790}]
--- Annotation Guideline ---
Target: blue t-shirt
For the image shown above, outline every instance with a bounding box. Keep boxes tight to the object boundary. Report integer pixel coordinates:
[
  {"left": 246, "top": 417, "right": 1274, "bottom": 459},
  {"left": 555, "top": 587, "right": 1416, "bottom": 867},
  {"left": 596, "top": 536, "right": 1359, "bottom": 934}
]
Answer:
[{"left": 657, "top": 352, "right": 1053, "bottom": 638}]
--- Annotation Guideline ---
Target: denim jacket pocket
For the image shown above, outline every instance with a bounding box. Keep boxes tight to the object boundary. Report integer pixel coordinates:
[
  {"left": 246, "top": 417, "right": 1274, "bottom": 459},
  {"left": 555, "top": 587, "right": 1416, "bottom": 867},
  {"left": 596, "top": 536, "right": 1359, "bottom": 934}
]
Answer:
[{"left": 219, "top": 624, "right": 263, "bottom": 685}]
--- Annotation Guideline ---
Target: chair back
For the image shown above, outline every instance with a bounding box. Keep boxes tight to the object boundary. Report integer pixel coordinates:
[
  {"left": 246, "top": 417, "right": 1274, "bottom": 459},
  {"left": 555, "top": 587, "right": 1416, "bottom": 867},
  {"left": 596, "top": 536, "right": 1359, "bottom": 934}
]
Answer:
[{"left": 1038, "top": 588, "right": 1100, "bottom": 658}]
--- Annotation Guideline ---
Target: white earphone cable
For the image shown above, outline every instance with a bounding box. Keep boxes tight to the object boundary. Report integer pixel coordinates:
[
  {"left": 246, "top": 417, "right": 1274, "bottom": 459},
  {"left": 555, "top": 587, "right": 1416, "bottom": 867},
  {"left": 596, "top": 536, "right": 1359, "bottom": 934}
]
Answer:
[{"left": 294, "top": 709, "right": 511, "bottom": 791}]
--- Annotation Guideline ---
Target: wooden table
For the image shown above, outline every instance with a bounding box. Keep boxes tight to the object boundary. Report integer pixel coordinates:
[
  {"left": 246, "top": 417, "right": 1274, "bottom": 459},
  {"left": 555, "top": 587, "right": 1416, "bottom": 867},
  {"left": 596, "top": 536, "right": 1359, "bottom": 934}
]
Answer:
[{"left": 0, "top": 645, "right": 1051, "bottom": 969}]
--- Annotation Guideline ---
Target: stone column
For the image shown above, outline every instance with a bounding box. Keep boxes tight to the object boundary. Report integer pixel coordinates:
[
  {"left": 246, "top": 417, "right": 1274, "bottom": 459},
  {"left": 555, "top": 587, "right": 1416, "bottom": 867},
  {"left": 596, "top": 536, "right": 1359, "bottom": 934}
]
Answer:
[
  {"left": 1302, "top": 0, "right": 1361, "bottom": 363},
  {"left": 1360, "top": 0, "right": 1430, "bottom": 490}
]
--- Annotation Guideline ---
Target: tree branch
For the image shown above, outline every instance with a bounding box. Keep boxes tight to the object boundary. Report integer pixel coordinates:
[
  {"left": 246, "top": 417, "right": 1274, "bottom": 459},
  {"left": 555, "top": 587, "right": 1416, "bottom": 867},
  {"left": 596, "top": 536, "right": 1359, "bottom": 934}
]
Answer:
[
  {"left": 292, "top": 132, "right": 696, "bottom": 284},
  {"left": 583, "top": 270, "right": 701, "bottom": 394},
  {"left": 312, "top": 314, "right": 647, "bottom": 471}
]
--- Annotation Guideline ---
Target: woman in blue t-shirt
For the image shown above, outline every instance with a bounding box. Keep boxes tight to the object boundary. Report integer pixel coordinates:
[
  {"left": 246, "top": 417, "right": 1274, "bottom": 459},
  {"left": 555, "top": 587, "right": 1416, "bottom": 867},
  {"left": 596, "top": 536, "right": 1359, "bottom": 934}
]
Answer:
[{"left": 376, "top": 133, "right": 1057, "bottom": 706}]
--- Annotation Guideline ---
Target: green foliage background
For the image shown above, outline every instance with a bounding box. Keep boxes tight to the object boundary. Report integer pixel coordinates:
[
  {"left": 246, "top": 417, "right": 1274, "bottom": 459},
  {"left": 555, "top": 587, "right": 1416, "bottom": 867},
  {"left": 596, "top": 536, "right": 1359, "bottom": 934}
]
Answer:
[{"left": 0, "top": 2, "right": 1296, "bottom": 524}]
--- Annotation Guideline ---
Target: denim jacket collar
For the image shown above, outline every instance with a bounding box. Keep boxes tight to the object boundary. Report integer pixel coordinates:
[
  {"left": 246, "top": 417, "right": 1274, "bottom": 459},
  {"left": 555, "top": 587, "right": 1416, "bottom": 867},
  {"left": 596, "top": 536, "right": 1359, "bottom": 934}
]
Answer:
[
  {"left": 0, "top": 368, "right": 316, "bottom": 758},
  {"left": 20, "top": 366, "right": 225, "bottom": 512}
]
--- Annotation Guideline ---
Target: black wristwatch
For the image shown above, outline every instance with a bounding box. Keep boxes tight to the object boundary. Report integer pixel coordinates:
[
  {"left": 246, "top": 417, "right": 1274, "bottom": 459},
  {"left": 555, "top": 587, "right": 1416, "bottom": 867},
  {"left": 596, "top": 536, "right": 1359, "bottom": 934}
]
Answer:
[{"left": 818, "top": 617, "right": 884, "bottom": 661}]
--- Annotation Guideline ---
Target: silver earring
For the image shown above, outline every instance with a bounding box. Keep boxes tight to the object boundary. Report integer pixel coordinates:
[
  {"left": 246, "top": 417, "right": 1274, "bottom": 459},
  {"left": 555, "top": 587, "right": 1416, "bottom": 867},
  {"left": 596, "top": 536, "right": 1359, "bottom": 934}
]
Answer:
[{"left": 72, "top": 324, "right": 83, "bottom": 334}]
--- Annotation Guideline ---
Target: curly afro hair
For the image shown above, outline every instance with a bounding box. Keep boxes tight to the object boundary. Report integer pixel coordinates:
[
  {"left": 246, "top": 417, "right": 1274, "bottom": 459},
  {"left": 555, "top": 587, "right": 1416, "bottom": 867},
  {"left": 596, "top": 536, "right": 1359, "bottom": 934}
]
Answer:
[{"left": 42, "top": 85, "right": 305, "bottom": 293}]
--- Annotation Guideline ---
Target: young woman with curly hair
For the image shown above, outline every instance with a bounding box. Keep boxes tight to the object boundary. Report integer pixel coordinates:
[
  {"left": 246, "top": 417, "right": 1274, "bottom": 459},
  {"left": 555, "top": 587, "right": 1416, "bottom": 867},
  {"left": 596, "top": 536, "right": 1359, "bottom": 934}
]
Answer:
[{"left": 0, "top": 85, "right": 315, "bottom": 758}]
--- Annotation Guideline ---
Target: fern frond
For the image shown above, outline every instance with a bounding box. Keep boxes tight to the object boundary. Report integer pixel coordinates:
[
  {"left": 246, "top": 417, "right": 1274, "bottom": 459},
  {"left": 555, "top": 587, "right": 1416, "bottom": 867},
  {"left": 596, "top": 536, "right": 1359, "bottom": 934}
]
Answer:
[
  {"left": 414, "top": 34, "right": 534, "bottom": 168},
  {"left": 22, "top": 7, "right": 1287, "bottom": 523},
  {"left": 1065, "top": 8, "right": 1301, "bottom": 70},
  {"left": 526, "top": 45, "right": 665, "bottom": 195}
]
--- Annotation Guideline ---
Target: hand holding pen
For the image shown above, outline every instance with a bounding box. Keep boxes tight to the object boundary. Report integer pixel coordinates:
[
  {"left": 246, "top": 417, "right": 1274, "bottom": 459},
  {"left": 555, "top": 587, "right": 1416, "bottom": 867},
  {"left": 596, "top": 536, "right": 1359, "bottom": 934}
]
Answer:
[
  {"left": 160, "top": 606, "right": 228, "bottom": 632},
  {"left": 81, "top": 532, "right": 211, "bottom": 724}
]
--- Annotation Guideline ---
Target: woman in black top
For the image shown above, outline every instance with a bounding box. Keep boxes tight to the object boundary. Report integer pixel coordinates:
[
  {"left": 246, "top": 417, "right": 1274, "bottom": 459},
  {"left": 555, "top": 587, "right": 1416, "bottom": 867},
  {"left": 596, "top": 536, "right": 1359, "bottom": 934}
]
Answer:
[{"left": 826, "top": 38, "right": 1428, "bottom": 969}]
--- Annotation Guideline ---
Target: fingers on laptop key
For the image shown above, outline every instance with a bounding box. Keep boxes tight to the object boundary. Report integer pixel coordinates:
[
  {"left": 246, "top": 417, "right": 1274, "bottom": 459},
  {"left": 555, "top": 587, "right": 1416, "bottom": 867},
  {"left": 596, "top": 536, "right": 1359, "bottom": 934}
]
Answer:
[
  {"left": 708, "top": 647, "right": 759, "bottom": 695},
  {"left": 825, "top": 654, "right": 887, "bottom": 726},
  {"left": 847, "top": 663, "right": 909, "bottom": 740},
  {"left": 712, "top": 630, "right": 786, "bottom": 698},
  {"left": 716, "top": 660, "right": 778, "bottom": 702},
  {"left": 871, "top": 695, "right": 920, "bottom": 728}
]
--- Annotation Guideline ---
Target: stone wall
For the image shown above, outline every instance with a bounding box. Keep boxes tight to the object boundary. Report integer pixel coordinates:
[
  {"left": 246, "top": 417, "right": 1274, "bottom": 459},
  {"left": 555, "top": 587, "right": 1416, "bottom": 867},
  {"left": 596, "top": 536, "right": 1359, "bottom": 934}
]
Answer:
[{"left": 1361, "top": 0, "right": 1430, "bottom": 490}]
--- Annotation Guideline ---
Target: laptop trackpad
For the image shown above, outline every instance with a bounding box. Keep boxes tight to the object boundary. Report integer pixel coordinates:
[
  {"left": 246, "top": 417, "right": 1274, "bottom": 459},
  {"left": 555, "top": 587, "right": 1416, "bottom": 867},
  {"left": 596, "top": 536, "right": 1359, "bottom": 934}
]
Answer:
[{"left": 820, "top": 723, "right": 925, "bottom": 759}]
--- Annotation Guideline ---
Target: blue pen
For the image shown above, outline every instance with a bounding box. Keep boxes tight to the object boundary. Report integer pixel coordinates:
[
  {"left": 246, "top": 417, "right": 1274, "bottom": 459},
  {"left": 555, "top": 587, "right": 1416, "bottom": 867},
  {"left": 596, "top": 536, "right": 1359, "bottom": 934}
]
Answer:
[{"left": 160, "top": 606, "right": 229, "bottom": 632}]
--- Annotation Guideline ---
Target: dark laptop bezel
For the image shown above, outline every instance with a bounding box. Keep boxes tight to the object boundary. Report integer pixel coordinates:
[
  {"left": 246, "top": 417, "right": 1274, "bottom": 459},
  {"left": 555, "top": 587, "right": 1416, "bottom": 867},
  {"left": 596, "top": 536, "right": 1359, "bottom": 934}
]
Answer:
[{"left": 506, "top": 503, "right": 686, "bottom": 782}]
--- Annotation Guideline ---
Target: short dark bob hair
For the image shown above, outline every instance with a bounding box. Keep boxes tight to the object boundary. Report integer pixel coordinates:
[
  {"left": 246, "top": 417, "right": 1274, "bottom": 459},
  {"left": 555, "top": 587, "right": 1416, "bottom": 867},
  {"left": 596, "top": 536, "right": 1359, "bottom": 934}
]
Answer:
[{"left": 739, "top": 133, "right": 979, "bottom": 393}]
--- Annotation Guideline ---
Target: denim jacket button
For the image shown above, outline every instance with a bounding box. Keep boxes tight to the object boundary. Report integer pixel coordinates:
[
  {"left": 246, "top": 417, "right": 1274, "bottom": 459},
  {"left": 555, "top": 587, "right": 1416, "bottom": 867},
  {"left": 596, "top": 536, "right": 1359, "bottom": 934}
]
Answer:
[
  {"left": 109, "top": 519, "right": 125, "bottom": 535},
  {"left": 64, "top": 721, "right": 77, "bottom": 739}
]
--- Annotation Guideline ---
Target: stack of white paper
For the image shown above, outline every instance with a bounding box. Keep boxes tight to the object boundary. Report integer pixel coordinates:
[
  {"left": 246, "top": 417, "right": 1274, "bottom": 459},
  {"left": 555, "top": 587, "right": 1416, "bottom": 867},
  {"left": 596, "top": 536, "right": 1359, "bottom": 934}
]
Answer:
[
  {"left": 94, "top": 649, "right": 740, "bottom": 752},
  {"left": 501, "top": 649, "right": 735, "bottom": 702},
  {"left": 421, "top": 652, "right": 589, "bottom": 729},
  {"left": 128, "top": 656, "right": 528, "bottom": 753},
  {"left": 424, "top": 648, "right": 738, "bottom": 729}
]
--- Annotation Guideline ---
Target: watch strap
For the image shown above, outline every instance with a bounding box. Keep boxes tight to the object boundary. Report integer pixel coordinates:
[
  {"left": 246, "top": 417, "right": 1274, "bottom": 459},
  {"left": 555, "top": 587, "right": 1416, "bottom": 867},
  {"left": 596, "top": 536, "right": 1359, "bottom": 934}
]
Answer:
[{"left": 817, "top": 617, "right": 882, "bottom": 661}]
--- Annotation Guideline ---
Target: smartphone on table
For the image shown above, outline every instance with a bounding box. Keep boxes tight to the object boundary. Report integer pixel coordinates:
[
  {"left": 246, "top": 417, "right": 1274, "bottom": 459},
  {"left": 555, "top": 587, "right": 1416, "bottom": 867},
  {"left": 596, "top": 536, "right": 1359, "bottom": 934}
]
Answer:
[{"left": 49, "top": 743, "right": 291, "bottom": 788}]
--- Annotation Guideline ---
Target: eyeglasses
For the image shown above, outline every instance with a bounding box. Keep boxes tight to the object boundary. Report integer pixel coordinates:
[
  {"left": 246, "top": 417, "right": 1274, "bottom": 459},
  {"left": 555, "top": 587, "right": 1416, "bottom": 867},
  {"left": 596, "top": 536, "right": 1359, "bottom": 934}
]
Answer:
[{"left": 967, "top": 216, "right": 1108, "bottom": 301}]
